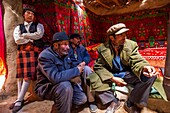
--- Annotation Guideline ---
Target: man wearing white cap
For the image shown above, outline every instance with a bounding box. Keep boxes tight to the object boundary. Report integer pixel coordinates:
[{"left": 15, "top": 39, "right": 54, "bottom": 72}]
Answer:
[{"left": 88, "top": 23, "right": 159, "bottom": 113}]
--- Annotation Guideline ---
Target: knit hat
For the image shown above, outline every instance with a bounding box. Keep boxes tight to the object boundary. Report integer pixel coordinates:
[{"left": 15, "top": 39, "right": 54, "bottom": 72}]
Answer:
[
  {"left": 52, "top": 32, "right": 69, "bottom": 43},
  {"left": 107, "top": 23, "right": 129, "bottom": 35}
]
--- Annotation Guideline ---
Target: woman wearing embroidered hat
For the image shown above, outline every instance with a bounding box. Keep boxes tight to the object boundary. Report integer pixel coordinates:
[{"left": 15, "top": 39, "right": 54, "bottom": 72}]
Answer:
[
  {"left": 88, "top": 23, "right": 159, "bottom": 113},
  {"left": 10, "top": 4, "right": 44, "bottom": 113}
]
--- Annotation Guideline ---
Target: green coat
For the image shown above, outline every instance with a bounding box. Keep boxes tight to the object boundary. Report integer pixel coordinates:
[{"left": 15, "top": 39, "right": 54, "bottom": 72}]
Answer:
[{"left": 88, "top": 39, "right": 167, "bottom": 100}]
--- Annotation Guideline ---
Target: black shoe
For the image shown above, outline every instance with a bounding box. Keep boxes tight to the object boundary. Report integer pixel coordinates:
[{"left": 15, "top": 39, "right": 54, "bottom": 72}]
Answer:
[
  {"left": 9, "top": 102, "right": 15, "bottom": 109},
  {"left": 105, "top": 101, "right": 122, "bottom": 113},
  {"left": 89, "top": 104, "right": 98, "bottom": 113},
  {"left": 9, "top": 100, "right": 25, "bottom": 110},
  {"left": 124, "top": 102, "right": 141, "bottom": 113},
  {"left": 12, "top": 101, "right": 24, "bottom": 113},
  {"left": 50, "top": 104, "right": 58, "bottom": 113},
  {"left": 124, "top": 102, "right": 131, "bottom": 113},
  {"left": 72, "top": 104, "right": 80, "bottom": 109}
]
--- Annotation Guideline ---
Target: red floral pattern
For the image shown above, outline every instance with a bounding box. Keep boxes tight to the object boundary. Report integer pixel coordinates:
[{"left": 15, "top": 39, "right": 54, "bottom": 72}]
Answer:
[{"left": 22, "top": 1, "right": 169, "bottom": 49}]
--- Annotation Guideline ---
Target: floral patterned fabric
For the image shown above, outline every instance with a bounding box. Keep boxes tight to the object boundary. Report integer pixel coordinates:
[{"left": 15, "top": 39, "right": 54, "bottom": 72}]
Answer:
[{"left": 22, "top": 0, "right": 169, "bottom": 49}]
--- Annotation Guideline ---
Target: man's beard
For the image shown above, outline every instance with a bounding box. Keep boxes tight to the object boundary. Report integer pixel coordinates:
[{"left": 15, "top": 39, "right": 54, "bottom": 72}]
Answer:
[
  {"left": 55, "top": 48, "right": 69, "bottom": 56},
  {"left": 74, "top": 42, "right": 80, "bottom": 46},
  {"left": 62, "top": 52, "right": 68, "bottom": 56},
  {"left": 60, "top": 50, "right": 69, "bottom": 56}
]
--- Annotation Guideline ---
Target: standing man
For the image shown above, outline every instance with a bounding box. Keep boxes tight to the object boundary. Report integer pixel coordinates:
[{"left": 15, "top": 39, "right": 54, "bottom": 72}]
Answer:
[
  {"left": 69, "top": 33, "right": 98, "bottom": 113},
  {"left": 88, "top": 23, "right": 159, "bottom": 113},
  {"left": 11, "top": 4, "right": 44, "bottom": 113},
  {"left": 35, "top": 32, "right": 87, "bottom": 113}
]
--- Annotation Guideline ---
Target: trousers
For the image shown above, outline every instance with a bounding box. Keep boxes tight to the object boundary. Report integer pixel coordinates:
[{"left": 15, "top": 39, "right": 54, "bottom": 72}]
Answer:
[
  {"left": 43, "top": 81, "right": 87, "bottom": 113},
  {"left": 95, "top": 71, "right": 156, "bottom": 106}
]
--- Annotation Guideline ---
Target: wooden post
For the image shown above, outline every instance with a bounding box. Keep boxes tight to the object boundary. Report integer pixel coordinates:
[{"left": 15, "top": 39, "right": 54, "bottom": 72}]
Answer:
[{"left": 163, "top": 12, "right": 170, "bottom": 101}]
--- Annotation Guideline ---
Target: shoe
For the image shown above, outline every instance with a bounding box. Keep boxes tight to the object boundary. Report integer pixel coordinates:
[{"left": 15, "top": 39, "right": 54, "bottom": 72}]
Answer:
[
  {"left": 105, "top": 101, "right": 122, "bottom": 113},
  {"left": 89, "top": 104, "right": 98, "bottom": 113},
  {"left": 124, "top": 102, "right": 141, "bottom": 113},
  {"left": 9, "top": 100, "right": 25, "bottom": 110},
  {"left": 12, "top": 101, "right": 24, "bottom": 113},
  {"left": 9, "top": 102, "right": 15, "bottom": 109},
  {"left": 50, "top": 104, "right": 58, "bottom": 113},
  {"left": 72, "top": 104, "right": 80, "bottom": 109},
  {"left": 124, "top": 102, "right": 131, "bottom": 113},
  {"left": 132, "top": 106, "right": 141, "bottom": 113}
]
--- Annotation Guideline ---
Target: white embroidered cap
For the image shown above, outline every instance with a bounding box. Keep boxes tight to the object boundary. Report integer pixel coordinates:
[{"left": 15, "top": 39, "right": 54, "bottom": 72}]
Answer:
[{"left": 107, "top": 23, "right": 129, "bottom": 35}]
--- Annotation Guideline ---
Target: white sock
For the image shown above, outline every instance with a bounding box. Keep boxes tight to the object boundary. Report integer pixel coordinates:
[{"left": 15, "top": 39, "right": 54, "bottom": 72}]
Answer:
[
  {"left": 17, "top": 78, "right": 23, "bottom": 96},
  {"left": 15, "top": 80, "right": 30, "bottom": 106}
]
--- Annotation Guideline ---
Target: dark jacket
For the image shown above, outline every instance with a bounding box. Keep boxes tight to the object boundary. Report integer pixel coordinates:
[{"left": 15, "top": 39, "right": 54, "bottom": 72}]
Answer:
[
  {"left": 35, "top": 46, "right": 80, "bottom": 98},
  {"left": 69, "top": 44, "right": 90, "bottom": 67}
]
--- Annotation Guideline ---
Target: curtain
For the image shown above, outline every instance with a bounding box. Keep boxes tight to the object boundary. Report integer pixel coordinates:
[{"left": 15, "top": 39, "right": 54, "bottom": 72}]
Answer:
[
  {"left": 22, "top": 0, "right": 169, "bottom": 48},
  {"left": 0, "top": 0, "right": 7, "bottom": 76}
]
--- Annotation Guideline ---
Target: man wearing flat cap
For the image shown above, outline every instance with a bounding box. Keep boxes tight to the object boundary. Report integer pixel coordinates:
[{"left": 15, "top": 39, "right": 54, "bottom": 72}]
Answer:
[
  {"left": 35, "top": 32, "right": 87, "bottom": 113},
  {"left": 88, "top": 23, "right": 159, "bottom": 113},
  {"left": 11, "top": 4, "right": 44, "bottom": 113}
]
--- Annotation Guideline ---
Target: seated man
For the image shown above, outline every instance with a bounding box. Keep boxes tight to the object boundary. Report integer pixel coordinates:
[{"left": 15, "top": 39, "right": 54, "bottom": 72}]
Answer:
[
  {"left": 69, "top": 33, "right": 98, "bottom": 113},
  {"left": 35, "top": 32, "right": 87, "bottom": 113},
  {"left": 88, "top": 23, "right": 159, "bottom": 113}
]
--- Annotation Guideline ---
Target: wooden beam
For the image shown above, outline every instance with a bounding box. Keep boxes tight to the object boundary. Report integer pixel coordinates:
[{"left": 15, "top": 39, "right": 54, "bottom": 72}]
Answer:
[
  {"left": 111, "top": 0, "right": 121, "bottom": 7},
  {"left": 96, "top": 0, "right": 112, "bottom": 9},
  {"left": 163, "top": 12, "right": 170, "bottom": 101}
]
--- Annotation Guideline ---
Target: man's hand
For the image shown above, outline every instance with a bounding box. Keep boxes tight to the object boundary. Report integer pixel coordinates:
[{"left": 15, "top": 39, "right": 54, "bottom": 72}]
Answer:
[
  {"left": 77, "top": 62, "right": 85, "bottom": 73},
  {"left": 143, "top": 66, "right": 159, "bottom": 77},
  {"left": 110, "top": 76, "right": 127, "bottom": 87},
  {"left": 79, "top": 62, "right": 86, "bottom": 67}
]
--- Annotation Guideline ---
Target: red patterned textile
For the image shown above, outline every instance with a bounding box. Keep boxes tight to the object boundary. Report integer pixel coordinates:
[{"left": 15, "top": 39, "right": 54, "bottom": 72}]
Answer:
[
  {"left": 24, "top": 1, "right": 168, "bottom": 77},
  {"left": 22, "top": 1, "right": 169, "bottom": 49},
  {"left": 139, "top": 47, "right": 166, "bottom": 77},
  {"left": 115, "top": 9, "right": 169, "bottom": 49},
  {"left": 86, "top": 44, "right": 166, "bottom": 77},
  {"left": 85, "top": 8, "right": 169, "bottom": 48},
  {"left": 0, "top": 0, "right": 7, "bottom": 76},
  {"left": 139, "top": 47, "right": 166, "bottom": 68},
  {"left": 22, "top": 0, "right": 115, "bottom": 46}
]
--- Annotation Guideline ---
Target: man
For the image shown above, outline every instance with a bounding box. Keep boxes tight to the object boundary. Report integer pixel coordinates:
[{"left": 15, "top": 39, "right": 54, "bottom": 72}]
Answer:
[
  {"left": 69, "top": 33, "right": 98, "bottom": 113},
  {"left": 35, "top": 32, "right": 87, "bottom": 113},
  {"left": 88, "top": 23, "right": 159, "bottom": 113},
  {"left": 11, "top": 4, "right": 44, "bottom": 113}
]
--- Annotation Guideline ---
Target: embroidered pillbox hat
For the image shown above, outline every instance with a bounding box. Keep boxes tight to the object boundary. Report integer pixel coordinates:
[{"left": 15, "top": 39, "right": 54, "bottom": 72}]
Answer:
[
  {"left": 23, "top": 4, "right": 36, "bottom": 13},
  {"left": 107, "top": 23, "right": 129, "bottom": 35},
  {"left": 52, "top": 32, "right": 69, "bottom": 43}
]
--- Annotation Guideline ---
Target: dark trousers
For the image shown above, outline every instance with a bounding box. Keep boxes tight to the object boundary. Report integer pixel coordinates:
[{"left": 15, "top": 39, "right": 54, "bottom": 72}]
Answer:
[
  {"left": 82, "top": 66, "right": 96, "bottom": 103},
  {"left": 95, "top": 71, "right": 156, "bottom": 106},
  {"left": 124, "top": 72, "right": 156, "bottom": 107},
  {"left": 43, "top": 81, "right": 87, "bottom": 113},
  {"left": 44, "top": 81, "right": 73, "bottom": 113}
]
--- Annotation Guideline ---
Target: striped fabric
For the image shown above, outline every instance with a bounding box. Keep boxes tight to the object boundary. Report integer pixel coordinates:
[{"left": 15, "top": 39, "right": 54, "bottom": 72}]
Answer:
[{"left": 16, "top": 43, "right": 42, "bottom": 80}]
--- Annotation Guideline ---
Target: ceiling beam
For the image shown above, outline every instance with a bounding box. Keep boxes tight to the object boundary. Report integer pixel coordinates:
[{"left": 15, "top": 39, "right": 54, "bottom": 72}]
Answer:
[{"left": 96, "top": 0, "right": 111, "bottom": 9}]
